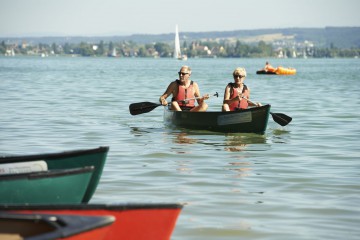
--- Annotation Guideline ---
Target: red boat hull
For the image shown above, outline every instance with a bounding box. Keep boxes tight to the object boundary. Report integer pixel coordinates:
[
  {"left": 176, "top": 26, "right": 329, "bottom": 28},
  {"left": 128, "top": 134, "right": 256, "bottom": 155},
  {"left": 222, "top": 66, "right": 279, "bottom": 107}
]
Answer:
[
  {"left": 65, "top": 228, "right": 110, "bottom": 240},
  {"left": 0, "top": 203, "right": 183, "bottom": 240}
]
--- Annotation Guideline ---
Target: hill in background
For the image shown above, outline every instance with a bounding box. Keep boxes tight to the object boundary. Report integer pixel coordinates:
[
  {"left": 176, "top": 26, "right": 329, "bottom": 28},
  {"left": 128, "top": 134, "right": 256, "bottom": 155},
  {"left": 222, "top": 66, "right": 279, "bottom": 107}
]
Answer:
[{"left": 1, "top": 27, "right": 359, "bottom": 49}]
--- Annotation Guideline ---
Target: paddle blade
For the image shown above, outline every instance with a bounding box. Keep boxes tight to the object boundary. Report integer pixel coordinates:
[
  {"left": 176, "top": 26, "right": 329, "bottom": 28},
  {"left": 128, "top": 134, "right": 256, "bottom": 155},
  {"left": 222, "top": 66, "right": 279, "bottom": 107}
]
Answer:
[
  {"left": 129, "top": 102, "right": 161, "bottom": 115},
  {"left": 270, "top": 112, "right": 292, "bottom": 126}
]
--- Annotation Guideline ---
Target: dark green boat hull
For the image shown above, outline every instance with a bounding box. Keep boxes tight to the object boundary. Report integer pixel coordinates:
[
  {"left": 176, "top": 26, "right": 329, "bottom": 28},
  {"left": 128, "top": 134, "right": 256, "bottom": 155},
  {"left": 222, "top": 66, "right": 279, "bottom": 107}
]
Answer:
[
  {"left": 164, "top": 105, "right": 271, "bottom": 134},
  {"left": 256, "top": 70, "right": 277, "bottom": 75},
  {"left": 0, "top": 146, "right": 109, "bottom": 203},
  {"left": 0, "top": 167, "right": 94, "bottom": 204}
]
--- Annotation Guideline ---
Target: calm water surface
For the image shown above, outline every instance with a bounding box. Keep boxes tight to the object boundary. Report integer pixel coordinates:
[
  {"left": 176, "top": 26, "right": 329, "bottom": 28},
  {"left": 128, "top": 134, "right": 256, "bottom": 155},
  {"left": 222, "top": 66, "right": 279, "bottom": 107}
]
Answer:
[{"left": 0, "top": 57, "right": 359, "bottom": 239}]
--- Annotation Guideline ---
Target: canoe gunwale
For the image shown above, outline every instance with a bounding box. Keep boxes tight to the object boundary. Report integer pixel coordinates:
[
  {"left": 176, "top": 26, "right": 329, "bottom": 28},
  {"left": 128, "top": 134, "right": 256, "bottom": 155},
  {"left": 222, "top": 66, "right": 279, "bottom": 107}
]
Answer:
[
  {"left": 0, "top": 146, "right": 109, "bottom": 163},
  {"left": 0, "top": 166, "right": 94, "bottom": 180},
  {"left": 0, "top": 203, "right": 184, "bottom": 211}
]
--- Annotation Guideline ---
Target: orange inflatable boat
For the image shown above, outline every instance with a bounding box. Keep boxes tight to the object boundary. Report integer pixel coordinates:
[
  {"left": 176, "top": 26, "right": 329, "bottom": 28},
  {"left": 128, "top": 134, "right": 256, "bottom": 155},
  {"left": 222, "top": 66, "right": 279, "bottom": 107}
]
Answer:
[
  {"left": 257, "top": 66, "right": 296, "bottom": 75},
  {"left": 275, "top": 66, "right": 296, "bottom": 75}
]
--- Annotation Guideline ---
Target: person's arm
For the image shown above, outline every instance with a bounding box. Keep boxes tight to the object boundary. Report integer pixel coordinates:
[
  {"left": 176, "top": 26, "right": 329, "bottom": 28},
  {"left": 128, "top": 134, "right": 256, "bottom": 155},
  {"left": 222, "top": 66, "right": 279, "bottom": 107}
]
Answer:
[
  {"left": 223, "top": 85, "right": 231, "bottom": 104},
  {"left": 193, "top": 82, "right": 209, "bottom": 104},
  {"left": 159, "top": 82, "right": 176, "bottom": 106},
  {"left": 243, "top": 87, "right": 262, "bottom": 107}
]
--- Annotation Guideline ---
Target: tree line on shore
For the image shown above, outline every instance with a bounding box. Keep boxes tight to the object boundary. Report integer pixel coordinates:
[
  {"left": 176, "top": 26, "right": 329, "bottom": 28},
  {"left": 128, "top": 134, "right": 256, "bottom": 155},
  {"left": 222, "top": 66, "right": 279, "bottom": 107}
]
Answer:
[{"left": 1, "top": 40, "right": 359, "bottom": 58}]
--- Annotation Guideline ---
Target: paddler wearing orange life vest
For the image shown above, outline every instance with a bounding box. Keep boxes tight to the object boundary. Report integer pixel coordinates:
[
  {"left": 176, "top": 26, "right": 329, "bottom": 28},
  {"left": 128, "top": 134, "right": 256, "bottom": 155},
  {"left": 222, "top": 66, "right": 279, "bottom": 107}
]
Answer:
[
  {"left": 222, "top": 67, "right": 262, "bottom": 112},
  {"left": 159, "top": 66, "right": 209, "bottom": 111}
]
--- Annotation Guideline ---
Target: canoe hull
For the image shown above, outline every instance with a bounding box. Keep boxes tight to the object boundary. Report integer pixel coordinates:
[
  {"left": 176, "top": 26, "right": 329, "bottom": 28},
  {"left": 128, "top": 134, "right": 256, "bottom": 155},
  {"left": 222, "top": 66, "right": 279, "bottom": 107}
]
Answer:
[
  {"left": 0, "top": 146, "right": 109, "bottom": 203},
  {"left": 0, "top": 203, "right": 183, "bottom": 240},
  {"left": 164, "top": 105, "right": 271, "bottom": 134},
  {"left": 0, "top": 167, "right": 94, "bottom": 204}
]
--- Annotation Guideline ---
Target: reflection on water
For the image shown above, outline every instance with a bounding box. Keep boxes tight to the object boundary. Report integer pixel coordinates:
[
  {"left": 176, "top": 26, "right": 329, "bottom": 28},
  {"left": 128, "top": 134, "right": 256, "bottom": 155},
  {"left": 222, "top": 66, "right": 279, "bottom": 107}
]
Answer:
[
  {"left": 224, "top": 133, "right": 266, "bottom": 152},
  {"left": 129, "top": 126, "right": 165, "bottom": 136},
  {"left": 169, "top": 131, "right": 199, "bottom": 155},
  {"left": 227, "top": 161, "right": 252, "bottom": 178},
  {"left": 129, "top": 126, "right": 152, "bottom": 136},
  {"left": 173, "top": 132, "right": 198, "bottom": 145},
  {"left": 169, "top": 131, "right": 268, "bottom": 152},
  {"left": 168, "top": 132, "right": 268, "bottom": 177},
  {"left": 174, "top": 159, "right": 192, "bottom": 174},
  {"left": 269, "top": 128, "right": 292, "bottom": 144},
  {"left": 224, "top": 134, "right": 267, "bottom": 180}
]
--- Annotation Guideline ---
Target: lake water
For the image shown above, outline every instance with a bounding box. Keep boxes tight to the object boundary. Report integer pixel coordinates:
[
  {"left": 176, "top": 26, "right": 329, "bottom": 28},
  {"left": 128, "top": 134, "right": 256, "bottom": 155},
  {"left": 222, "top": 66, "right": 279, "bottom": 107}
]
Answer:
[{"left": 0, "top": 56, "right": 359, "bottom": 239}]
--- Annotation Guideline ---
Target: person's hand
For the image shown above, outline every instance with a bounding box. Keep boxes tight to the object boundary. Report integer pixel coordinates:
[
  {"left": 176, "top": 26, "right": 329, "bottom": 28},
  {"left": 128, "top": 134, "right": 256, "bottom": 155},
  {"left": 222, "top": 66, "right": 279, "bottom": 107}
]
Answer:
[
  {"left": 203, "top": 94, "right": 210, "bottom": 100},
  {"left": 159, "top": 97, "right": 168, "bottom": 106},
  {"left": 255, "top": 102, "right": 262, "bottom": 107}
]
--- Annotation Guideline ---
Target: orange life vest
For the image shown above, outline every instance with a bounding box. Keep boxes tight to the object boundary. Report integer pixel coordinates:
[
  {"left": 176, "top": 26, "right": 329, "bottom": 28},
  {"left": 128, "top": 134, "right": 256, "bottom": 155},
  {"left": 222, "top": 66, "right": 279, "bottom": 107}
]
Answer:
[
  {"left": 172, "top": 80, "right": 195, "bottom": 108},
  {"left": 266, "top": 66, "right": 276, "bottom": 72},
  {"left": 228, "top": 83, "right": 249, "bottom": 111}
]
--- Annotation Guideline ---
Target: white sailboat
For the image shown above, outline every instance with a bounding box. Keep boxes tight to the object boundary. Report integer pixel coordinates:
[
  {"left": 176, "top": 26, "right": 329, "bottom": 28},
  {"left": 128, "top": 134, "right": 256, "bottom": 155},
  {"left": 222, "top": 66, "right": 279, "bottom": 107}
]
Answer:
[
  {"left": 174, "top": 25, "right": 187, "bottom": 60},
  {"left": 111, "top": 47, "right": 117, "bottom": 57},
  {"left": 5, "top": 48, "right": 15, "bottom": 57},
  {"left": 303, "top": 49, "right": 307, "bottom": 59}
]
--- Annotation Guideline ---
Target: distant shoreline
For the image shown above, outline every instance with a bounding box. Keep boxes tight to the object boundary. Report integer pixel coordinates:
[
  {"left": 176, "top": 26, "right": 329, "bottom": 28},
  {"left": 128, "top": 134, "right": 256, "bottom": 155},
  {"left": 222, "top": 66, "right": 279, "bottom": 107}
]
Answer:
[{"left": 1, "top": 26, "right": 359, "bottom": 49}]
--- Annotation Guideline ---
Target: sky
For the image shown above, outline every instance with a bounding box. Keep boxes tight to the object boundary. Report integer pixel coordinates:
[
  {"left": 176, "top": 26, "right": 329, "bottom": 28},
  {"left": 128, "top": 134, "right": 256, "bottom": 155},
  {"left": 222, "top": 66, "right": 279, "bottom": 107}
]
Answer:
[{"left": 0, "top": 0, "right": 359, "bottom": 37}]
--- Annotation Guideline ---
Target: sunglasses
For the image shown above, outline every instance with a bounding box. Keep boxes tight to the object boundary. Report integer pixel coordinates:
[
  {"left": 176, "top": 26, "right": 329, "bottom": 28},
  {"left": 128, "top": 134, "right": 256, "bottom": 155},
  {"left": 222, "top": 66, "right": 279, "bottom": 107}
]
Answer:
[
  {"left": 233, "top": 75, "right": 245, "bottom": 78},
  {"left": 178, "top": 72, "right": 189, "bottom": 76}
]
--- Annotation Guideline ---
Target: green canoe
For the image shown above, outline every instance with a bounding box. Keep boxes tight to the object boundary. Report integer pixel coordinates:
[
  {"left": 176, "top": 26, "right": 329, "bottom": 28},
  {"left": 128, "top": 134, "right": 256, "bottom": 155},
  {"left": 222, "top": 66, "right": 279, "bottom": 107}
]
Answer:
[
  {"left": 0, "top": 166, "right": 94, "bottom": 204},
  {"left": 0, "top": 146, "right": 109, "bottom": 203},
  {"left": 164, "top": 104, "right": 271, "bottom": 134}
]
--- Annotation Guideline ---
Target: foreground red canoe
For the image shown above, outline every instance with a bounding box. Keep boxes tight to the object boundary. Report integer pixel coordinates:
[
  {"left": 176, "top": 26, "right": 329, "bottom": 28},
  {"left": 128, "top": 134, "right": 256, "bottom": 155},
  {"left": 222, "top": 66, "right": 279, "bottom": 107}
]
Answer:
[
  {"left": 0, "top": 203, "right": 183, "bottom": 240},
  {"left": 0, "top": 212, "right": 115, "bottom": 240}
]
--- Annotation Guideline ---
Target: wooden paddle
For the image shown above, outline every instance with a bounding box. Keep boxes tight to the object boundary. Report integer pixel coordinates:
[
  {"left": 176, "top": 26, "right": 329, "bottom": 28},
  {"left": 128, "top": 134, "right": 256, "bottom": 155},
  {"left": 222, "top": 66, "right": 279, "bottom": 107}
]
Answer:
[
  {"left": 244, "top": 98, "right": 292, "bottom": 126},
  {"left": 129, "top": 92, "right": 219, "bottom": 116}
]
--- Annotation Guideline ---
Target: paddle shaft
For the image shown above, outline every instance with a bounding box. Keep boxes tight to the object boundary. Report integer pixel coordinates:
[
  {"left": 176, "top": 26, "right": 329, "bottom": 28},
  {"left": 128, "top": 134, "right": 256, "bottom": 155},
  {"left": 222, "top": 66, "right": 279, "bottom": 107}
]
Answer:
[
  {"left": 179, "top": 92, "right": 219, "bottom": 102},
  {"left": 240, "top": 96, "right": 260, "bottom": 107}
]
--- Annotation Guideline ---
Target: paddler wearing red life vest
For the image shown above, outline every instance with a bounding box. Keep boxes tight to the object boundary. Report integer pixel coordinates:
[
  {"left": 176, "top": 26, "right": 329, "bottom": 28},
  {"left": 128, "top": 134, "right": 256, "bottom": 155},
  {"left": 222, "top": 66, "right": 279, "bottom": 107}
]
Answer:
[
  {"left": 222, "top": 67, "right": 262, "bottom": 112},
  {"left": 159, "top": 66, "right": 209, "bottom": 111}
]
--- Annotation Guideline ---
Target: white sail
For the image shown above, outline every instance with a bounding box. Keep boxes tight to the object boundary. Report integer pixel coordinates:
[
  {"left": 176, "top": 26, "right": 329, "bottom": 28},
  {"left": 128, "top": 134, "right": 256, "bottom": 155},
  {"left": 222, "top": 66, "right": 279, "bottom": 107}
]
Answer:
[
  {"left": 174, "top": 25, "right": 181, "bottom": 59},
  {"left": 111, "top": 47, "right": 117, "bottom": 57}
]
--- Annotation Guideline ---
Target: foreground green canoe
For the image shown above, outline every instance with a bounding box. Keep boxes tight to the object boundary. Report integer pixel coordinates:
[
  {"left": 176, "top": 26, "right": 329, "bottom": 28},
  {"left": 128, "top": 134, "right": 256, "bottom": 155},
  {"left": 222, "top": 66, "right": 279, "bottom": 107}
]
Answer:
[
  {"left": 0, "top": 167, "right": 94, "bottom": 204},
  {"left": 164, "top": 105, "right": 271, "bottom": 134},
  {"left": 0, "top": 146, "right": 109, "bottom": 203}
]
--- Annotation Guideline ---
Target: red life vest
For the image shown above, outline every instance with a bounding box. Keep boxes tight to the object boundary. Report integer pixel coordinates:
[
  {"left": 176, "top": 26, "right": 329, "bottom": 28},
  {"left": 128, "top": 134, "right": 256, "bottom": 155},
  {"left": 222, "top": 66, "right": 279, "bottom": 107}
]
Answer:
[
  {"left": 266, "top": 66, "right": 276, "bottom": 72},
  {"left": 172, "top": 80, "right": 196, "bottom": 108},
  {"left": 228, "top": 83, "right": 249, "bottom": 111}
]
